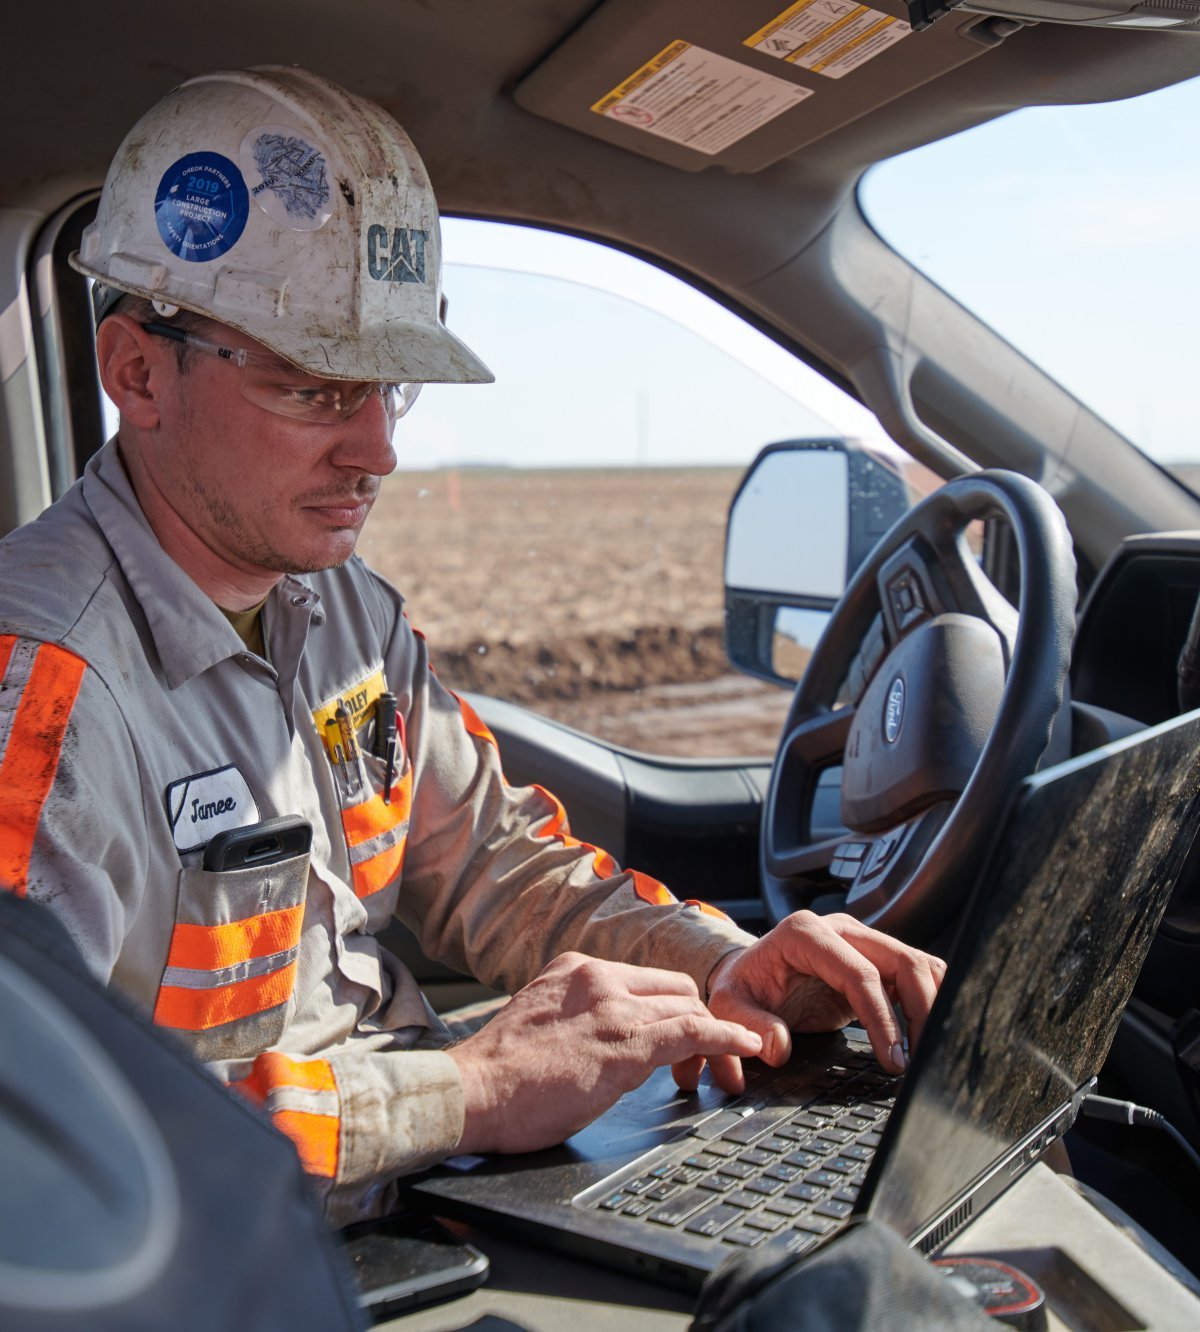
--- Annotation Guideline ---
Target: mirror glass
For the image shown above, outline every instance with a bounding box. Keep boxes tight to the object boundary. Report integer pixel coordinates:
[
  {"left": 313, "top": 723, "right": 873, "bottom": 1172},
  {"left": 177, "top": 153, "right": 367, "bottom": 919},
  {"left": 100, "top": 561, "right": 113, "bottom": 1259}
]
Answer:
[
  {"left": 772, "top": 606, "right": 831, "bottom": 681},
  {"left": 725, "top": 448, "right": 849, "bottom": 599}
]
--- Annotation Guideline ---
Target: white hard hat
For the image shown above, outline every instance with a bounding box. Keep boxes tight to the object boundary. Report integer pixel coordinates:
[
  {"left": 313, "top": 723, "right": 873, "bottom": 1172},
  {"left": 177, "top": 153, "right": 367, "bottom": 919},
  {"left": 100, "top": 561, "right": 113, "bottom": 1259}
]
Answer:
[{"left": 71, "top": 66, "right": 492, "bottom": 384}]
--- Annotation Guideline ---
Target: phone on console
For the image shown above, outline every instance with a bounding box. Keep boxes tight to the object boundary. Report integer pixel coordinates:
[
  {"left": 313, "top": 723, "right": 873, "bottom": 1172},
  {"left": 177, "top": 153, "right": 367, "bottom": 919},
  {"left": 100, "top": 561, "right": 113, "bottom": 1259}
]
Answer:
[{"left": 338, "top": 1213, "right": 489, "bottom": 1320}]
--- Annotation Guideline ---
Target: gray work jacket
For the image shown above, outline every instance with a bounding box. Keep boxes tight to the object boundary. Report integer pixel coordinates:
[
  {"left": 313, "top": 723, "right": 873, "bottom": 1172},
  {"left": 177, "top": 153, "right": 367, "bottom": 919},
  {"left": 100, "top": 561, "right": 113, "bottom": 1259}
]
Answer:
[{"left": 0, "top": 440, "right": 751, "bottom": 1223}]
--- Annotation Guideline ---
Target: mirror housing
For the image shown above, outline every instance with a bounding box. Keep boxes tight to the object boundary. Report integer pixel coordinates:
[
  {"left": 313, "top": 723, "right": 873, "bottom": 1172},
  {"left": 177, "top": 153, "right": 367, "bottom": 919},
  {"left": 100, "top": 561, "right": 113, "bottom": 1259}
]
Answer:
[{"left": 724, "top": 440, "right": 909, "bottom": 687}]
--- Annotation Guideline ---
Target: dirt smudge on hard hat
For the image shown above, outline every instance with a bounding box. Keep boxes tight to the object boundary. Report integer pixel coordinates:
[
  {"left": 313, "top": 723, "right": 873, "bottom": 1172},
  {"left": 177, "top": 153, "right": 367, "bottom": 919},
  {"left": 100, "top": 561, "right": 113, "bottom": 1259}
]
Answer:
[{"left": 339, "top": 179, "right": 356, "bottom": 209}]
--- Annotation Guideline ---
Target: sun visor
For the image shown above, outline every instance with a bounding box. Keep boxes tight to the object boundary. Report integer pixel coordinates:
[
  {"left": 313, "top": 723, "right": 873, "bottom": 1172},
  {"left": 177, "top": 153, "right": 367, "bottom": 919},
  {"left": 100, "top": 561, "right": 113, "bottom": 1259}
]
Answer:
[{"left": 513, "top": 0, "right": 1003, "bottom": 174}]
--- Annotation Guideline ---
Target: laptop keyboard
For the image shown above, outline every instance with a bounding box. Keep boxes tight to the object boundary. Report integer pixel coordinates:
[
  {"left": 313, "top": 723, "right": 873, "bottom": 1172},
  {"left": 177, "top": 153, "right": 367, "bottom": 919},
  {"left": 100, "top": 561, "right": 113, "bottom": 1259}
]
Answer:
[{"left": 586, "top": 1048, "right": 899, "bottom": 1258}]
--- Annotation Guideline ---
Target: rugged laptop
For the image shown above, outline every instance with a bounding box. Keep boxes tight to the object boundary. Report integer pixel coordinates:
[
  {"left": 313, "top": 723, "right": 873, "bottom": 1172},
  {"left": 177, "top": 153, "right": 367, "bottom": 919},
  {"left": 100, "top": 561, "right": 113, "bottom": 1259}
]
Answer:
[{"left": 407, "top": 709, "right": 1200, "bottom": 1289}]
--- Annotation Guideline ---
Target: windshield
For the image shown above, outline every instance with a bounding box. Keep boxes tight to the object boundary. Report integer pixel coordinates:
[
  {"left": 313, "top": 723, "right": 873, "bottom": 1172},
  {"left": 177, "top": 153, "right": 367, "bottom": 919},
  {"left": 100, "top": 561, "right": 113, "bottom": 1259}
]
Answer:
[{"left": 860, "top": 73, "right": 1200, "bottom": 498}]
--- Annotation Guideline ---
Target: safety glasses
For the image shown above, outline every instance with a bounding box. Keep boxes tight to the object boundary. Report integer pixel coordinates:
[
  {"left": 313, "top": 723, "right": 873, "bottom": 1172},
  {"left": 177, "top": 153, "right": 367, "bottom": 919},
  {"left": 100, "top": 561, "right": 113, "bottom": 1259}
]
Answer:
[{"left": 140, "top": 321, "right": 422, "bottom": 425}]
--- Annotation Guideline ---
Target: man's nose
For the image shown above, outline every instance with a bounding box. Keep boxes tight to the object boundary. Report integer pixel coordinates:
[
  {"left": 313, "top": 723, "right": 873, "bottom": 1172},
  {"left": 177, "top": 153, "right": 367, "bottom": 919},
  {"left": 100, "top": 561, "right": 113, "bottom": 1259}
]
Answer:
[{"left": 330, "top": 388, "right": 398, "bottom": 475}]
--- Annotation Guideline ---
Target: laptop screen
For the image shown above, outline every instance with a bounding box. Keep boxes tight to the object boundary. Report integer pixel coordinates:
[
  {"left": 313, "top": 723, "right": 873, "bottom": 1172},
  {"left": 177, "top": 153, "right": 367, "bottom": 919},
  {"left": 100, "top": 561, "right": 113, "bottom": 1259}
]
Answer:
[{"left": 865, "top": 710, "right": 1200, "bottom": 1241}]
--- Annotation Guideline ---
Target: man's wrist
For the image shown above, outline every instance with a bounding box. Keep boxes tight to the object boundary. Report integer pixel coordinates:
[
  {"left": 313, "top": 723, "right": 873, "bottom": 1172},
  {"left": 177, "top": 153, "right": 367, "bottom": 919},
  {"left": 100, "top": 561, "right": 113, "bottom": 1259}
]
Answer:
[{"left": 704, "top": 945, "right": 745, "bottom": 1002}]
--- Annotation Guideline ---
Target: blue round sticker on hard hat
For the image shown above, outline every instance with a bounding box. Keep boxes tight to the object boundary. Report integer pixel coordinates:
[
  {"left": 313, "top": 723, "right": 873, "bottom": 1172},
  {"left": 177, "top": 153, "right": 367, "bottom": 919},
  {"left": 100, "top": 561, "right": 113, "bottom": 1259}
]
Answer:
[{"left": 154, "top": 152, "right": 249, "bottom": 262}]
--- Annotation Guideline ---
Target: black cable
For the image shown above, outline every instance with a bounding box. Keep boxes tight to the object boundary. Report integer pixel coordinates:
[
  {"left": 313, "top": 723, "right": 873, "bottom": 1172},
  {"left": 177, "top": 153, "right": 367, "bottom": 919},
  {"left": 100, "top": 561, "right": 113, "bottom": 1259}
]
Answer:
[{"left": 1081, "top": 1094, "right": 1200, "bottom": 1174}]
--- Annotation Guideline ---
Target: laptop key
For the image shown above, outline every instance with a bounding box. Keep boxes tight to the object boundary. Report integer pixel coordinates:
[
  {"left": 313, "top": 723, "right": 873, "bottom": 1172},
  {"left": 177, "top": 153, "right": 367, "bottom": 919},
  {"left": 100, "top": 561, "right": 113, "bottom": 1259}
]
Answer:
[
  {"left": 684, "top": 1203, "right": 741, "bottom": 1238},
  {"left": 623, "top": 1198, "right": 654, "bottom": 1216},
  {"left": 721, "top": 1109, "right": 790, "bottom": 1144},
  {"left": 646, "top": 1182, "right": 680, "bottom": 1201},
  {"left": 698, "top": 1174, "right": 737, "bottom": 1193},
  {"left": 822, "top": 1156, "right": 858, "bottom": 1175},
  {"left": 782, "top": 1150, "right": 820, "bottom": 1169},
  {"left": 743, "top": 1177, "right": 784, "bottom": 1196},
  {"left": 725, "top": 1190, "right": 761, "bottom": 1210},
  {"left": 784, "top": 1182, "right": 823, "bottom": 1202},
  {"left": 813, "top": 1199, "right": 854, "bottom": 1220},
  {"left": 803, "top": 1169, "right": 842, "bottom": 1188},
  {"left": 765, "top": 1163, "right": 802, "bottom": 1183},
  {"left": 857, "top": 1131, "right": 883, "bottom": 1149},
  {"left": 598, "top": 1192, "right": 626, "bottom": 1211},
  {"left": 775, "top": 1124, "right": 814, "bottom": 1143},
  {"left": 764, "top": 1196, "right": 806, "bottom": 1216},
  {"left": 647, "top": 1188, "right": 715, "bottom": 1226},
  {"left": 765, "top": 1231, "right": 820, "bottom": 1260},
  {"left": 723, "top": 1226, "right": 766, "bottom": 1248},
  {"left": 744, "top": 1210, "right": 786, "bottom": 1232},
  {"left": 682, "top": 1153, "right": 721, "bottom": 1170},
  {"left": 791, "top": 1112, "right": 830, "bottom": 1130},
  {"left": 738, "top": 1148, "right": 774, "bottom": 1167},
  {"left": 717, "top": 1161, "right": 755, "bottom": 1180},
  {"left": 833, "top": 1186, "right": 860, "bottom": 1204},
  {"left": 758, "top": 1135, "right": 792, "bottom": 1154},
  {"left": 697, "top": 1138, "right": 740, "bottom": 1157},
  {"left": 814, "top": 1127, "right": 854, "bottom": 1144},
  {"left": 841, "top": 1144, "right": 874, "bottom": 1162},
  {"left": 793, "top": 1215, "right": 837, "bottom": 1236},
  {"left": 624, "top": 1177, "right": 655, "bottom": 1195},
  {"left": 673, "top": 1167, "right": 703, "bottom": 1185}
]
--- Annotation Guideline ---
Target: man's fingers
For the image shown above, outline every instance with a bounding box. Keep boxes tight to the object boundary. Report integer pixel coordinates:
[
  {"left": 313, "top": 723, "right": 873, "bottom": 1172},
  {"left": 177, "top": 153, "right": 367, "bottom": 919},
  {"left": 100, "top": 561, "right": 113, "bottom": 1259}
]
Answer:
[
  {"left": 708, "top": 989, "right": 792, "bottom": 1067},
  {"left": 671, "top": 1053, "right": 707, "bottom": 1092},
  {"left": 783, "top": 927, "right": 905, "bottom": 1070},
  {"left": 643, "top": 1012, "right": 762, "bottom": 1068},
  {"left": 705, "top": 1053, "right": 747, "bottom": 1096}
]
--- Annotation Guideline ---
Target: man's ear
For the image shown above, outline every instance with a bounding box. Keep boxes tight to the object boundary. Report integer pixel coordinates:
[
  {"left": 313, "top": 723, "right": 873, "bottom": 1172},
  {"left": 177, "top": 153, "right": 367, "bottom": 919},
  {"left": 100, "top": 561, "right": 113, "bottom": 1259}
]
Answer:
[{"left": 96, "top": 314, "right": 167, "bottom": 429}]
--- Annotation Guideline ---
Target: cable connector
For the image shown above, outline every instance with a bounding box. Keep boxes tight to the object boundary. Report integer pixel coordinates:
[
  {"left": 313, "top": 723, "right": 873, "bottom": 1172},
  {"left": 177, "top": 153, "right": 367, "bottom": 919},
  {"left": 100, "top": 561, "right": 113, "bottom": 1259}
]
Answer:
[{"left": 1082, "top": 1094, "right": 1200, "bottom": 1173}]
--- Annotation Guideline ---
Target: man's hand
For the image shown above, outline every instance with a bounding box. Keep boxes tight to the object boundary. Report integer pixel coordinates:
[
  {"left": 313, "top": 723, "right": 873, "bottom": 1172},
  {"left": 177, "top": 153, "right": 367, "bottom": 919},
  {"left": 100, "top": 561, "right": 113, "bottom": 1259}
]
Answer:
[
  {"left": 676, "top": 911, "right": 946, "bottom": 1095},
  {"left": 447, "top": 952, "right": 762, "bottom": 1155}
]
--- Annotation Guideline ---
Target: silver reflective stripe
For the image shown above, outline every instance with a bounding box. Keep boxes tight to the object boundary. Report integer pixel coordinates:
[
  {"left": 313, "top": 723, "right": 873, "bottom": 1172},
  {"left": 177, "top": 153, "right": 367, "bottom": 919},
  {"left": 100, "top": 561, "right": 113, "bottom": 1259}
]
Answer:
[
  {"left": 261, "top": 1085, "right": 339, "bottom": 1118},
  {"left": 160, "top": 945, "right": 299, "bottom": 990},
  {"left": 347, "top": 818, "right": 409, "bottom": 866},
  {"left": 0, "top": 638, "right": 42, "bottom": 770}
]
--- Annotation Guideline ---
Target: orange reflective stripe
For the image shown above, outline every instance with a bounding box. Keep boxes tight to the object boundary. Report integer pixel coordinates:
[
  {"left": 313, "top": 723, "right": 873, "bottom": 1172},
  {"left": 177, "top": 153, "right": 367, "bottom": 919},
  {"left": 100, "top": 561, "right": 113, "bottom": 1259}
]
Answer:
[
  {"left": 529, "top": 784, "right": 666, "bottom": 896},
  {"left": 0, "top": 641, "right": 86, "bottom": 898},
  {"left": 271, "top": 1109, "right": 339, "bottom": 1178},
  {"left": 685, "top": 898, "right": 730, "bottom": 921},
  {"left": 632, "top": 870, "right": 676, "bottom": 907},
  {"left": 351, "top": 839, "right": 407, "bottom": 898},
  {"left": 237, "top": 1051, "right": 337, "bottom": 1104},
  {"left": 0, "top": 635, "right": 14, "bottom": 679},
  {"left": 341, "top": 779, "right": 412, "bottom": 848},
  {"left": 231, "top": 1055, "right": 340, "bottom": 1179},
  {"left": 164, "top": 903, "right": 304, "bottom": 971},
  {"left": 153, "top": 962, "right": 296, "bottom": 1031},
  {"left": 531, "top": 784, "right": 569, "bottom": 838},
  {"left": 455, "top": 693, "right": 497, "bottom": 749}
]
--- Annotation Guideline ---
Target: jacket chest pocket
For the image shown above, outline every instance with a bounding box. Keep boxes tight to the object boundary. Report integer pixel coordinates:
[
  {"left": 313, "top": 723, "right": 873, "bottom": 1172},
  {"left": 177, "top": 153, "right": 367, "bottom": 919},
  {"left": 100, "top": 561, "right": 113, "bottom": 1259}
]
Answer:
[{"left": 153, "top": 851, "right": 309, "bottom": 1062}]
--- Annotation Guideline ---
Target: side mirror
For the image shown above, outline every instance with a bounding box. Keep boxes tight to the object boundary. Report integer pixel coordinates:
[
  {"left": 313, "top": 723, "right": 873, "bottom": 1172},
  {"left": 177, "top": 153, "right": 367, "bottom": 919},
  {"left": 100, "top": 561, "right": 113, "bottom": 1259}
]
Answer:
[{"left": 724, "top": 440, "right": 909, "bottom": 687}]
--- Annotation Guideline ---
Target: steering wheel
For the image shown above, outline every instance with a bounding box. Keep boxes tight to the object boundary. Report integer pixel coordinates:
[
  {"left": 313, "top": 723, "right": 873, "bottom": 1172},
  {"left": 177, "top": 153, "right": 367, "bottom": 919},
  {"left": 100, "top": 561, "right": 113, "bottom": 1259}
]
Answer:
[{"left": 760, "top": 469, "right": 1076, "bottom": 942}]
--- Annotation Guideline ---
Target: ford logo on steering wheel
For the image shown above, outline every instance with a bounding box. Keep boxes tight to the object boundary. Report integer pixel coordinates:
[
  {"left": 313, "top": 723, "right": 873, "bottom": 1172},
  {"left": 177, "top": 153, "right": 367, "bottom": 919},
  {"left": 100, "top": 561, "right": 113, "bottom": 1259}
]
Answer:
[{"left": 884, "top": 676, "right": 905, "bottom": 745}]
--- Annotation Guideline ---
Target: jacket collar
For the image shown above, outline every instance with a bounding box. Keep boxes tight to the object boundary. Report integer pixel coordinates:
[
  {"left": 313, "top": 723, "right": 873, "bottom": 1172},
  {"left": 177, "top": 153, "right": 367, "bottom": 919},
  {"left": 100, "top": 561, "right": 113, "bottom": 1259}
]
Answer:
[{"left": 82, "top": 440, "right": 322, "bottom": 689}]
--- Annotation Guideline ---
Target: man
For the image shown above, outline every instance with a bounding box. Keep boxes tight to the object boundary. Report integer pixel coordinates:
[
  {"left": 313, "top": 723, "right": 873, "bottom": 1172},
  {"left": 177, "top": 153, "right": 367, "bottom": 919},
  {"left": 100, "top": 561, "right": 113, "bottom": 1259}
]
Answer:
[{"left": 0, "top": 66, "right": 944, "bottom": 1225}]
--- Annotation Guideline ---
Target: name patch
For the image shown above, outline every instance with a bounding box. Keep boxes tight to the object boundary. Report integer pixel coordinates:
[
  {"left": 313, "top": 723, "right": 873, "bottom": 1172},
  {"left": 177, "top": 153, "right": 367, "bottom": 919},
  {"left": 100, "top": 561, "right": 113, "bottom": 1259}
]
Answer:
[{"left": 166, "top": 763, "right": 261, "bottom": 854}]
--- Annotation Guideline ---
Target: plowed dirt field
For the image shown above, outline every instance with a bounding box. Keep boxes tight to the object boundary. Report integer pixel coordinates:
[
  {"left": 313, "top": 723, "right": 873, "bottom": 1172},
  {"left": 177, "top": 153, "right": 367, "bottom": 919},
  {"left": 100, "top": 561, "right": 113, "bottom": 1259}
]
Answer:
[{"left": 356, "top": 467, "right": 792, "bottom": 757}]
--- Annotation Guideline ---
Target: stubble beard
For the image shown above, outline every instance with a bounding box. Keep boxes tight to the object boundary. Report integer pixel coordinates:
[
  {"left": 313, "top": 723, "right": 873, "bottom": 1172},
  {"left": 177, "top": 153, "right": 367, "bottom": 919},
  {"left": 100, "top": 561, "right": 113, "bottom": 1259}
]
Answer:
[{"left": 187, "top": 476, "right": 378, "bottom": 576}]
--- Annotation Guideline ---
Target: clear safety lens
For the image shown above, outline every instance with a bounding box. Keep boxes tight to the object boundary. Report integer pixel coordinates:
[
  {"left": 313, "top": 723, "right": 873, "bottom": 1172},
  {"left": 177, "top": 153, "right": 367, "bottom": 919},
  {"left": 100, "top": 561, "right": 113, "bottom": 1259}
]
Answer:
[{"left": 141, "top": 322, "right": 422, "bottom": 424}]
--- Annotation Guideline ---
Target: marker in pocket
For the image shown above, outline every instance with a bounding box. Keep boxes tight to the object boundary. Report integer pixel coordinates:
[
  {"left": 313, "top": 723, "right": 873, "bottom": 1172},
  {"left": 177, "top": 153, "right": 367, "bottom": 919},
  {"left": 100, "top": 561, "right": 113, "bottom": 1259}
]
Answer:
[{"left": 374, "top": 692, "right": 398, "bottom": 804}]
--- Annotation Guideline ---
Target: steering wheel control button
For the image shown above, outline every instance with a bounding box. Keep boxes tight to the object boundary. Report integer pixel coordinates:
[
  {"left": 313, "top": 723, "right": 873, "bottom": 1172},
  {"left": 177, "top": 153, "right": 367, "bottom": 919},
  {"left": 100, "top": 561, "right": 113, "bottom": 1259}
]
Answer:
[
  {"left": 829, "top": 841, "right": 869, "bottom": 879},
  {"left": 887, "top": 569, "right": 927, "bottom": 632},
  {"left": 883, "top": 676, "right": 906, "bottom": 744}
]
